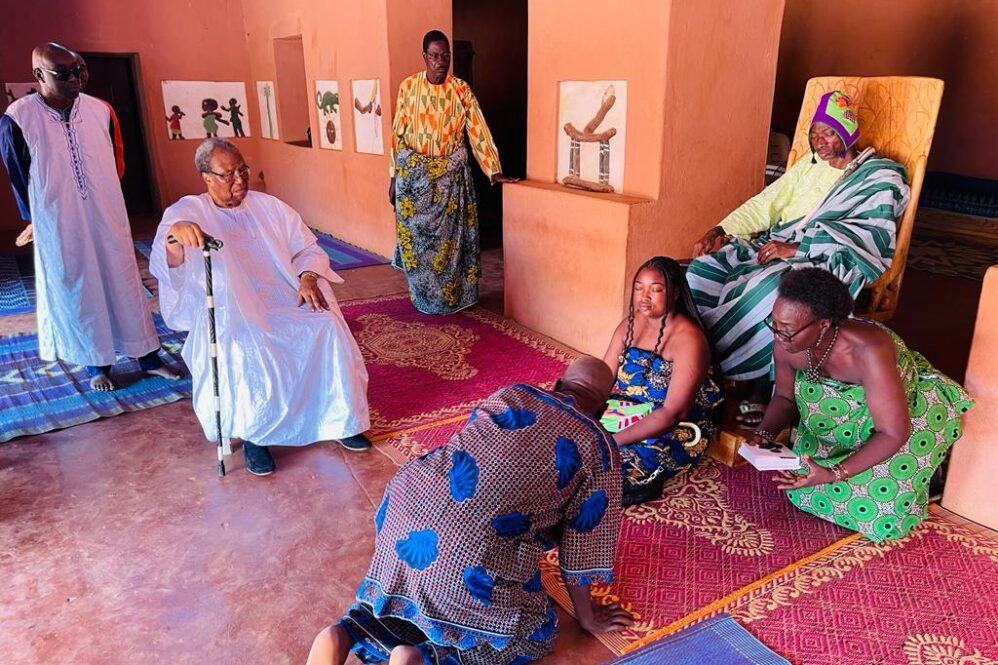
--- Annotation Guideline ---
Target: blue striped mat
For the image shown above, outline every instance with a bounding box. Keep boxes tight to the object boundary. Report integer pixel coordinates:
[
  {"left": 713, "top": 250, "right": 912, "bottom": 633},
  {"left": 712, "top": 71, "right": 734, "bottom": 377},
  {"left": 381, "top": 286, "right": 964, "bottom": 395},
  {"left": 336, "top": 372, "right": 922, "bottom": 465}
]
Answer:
[
  {"left": 608, "top": 614, "right": 789, "bottom": 665},
  {"left": 0, "top": 253, "right": 35, "bottom": 316},
  {"left": 312, "top": 231, "right": 388, "bottom": 270},
  {"left": 0, "top": 249, "right": 153, "bottom": 317},
  {"left": 135, "top": 233, "right": 388, "bottom": 271},
  {"left": 0, "top": 313, "right": 191, "bottom": 443}
]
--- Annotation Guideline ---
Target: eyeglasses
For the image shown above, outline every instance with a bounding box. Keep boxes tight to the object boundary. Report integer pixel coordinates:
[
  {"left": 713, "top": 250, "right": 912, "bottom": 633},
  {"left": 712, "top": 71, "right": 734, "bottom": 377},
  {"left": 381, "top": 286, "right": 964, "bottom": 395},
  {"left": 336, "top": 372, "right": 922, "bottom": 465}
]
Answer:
[
  {"left": 423, "top": 51, "right": 451, "bottom": 62},
  {"left": 764, "top": 315, "right": 818, "bottom": 343},
  {"left": 208, "top": 165, "right": 251, "bottom": 184},
  {"left": 40, "top": 64, "right": 88, "bottom": 81}
]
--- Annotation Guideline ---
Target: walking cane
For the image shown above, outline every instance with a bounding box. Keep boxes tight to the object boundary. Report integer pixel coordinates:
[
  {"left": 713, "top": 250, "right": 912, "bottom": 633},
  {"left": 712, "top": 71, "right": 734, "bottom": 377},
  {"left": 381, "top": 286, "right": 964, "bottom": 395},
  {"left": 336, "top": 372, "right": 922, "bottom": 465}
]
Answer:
[{"left": 168, "top": 233, "right": 227, "bottom": 477}]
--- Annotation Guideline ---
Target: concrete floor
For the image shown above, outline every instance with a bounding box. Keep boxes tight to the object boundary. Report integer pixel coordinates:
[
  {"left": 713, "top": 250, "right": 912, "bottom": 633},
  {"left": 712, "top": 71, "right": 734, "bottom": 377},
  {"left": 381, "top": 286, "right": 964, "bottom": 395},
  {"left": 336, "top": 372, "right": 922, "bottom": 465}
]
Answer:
[
  {"left": 0, "top": 249, "right": 612, "bottom": 665},
  {"left": 0, "top": 233, "right": 983, "bottom": 664}
]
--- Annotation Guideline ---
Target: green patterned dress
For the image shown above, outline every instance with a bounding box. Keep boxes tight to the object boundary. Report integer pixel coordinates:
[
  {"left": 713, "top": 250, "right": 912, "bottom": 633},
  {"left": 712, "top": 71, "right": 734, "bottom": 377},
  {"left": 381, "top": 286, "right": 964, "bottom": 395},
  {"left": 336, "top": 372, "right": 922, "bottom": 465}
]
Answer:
[{"left": 787, "top": 327, "right": 973, "bottom": 542}]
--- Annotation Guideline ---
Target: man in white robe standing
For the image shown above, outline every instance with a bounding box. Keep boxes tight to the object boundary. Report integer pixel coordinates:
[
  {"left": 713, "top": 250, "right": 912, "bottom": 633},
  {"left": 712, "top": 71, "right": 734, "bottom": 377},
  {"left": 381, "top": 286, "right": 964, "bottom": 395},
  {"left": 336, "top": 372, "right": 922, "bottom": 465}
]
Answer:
[
  {"left": 0, "top": 43, "right": 178, "bottom": 391},
  {"left": 150, "top": 138, "right": 371, "bottom": 476}
]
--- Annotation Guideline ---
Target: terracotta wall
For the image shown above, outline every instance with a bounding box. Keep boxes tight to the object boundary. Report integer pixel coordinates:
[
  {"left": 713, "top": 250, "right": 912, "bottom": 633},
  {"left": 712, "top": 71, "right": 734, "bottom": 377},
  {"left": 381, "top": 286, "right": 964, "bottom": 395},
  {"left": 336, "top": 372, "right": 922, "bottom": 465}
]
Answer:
[
  {"left": 523, "top": 0, "right": 670, "bottom": 201},
  {"left": 628, "top": 0, "right": 785, "bottom": 270},
  {"left": 505, "top": 0, "right": 785, "bottom": 355},
  {"left": 239, "top": 0, "right": 449, "bottom": 257},
  {"left": 503, "top": 0, "right": 670, "bottom": 355},
  {"left": 774, "top": 0, "right": 998, "bottom": 181},
  {"left": 0, "top": 0, "right": 258, "bottom": 231}
]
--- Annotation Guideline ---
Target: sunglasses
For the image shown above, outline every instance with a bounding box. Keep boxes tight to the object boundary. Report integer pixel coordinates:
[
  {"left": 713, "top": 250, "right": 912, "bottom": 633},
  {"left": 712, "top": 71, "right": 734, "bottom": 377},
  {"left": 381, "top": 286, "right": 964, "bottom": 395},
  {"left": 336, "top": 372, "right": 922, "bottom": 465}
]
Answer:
[
  {"left": 764, "top": 315, "right": 818, "bottom": 343},
  {"left": 40, "top": 64, "right": 88, "bottom": 81}
]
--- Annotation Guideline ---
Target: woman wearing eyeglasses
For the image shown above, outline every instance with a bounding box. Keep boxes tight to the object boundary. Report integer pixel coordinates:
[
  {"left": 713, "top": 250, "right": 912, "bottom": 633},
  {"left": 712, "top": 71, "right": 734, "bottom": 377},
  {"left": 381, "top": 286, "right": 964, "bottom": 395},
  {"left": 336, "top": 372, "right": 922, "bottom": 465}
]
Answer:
[{"left": 746, "top": 268, "right": 972, "bottom": 542}]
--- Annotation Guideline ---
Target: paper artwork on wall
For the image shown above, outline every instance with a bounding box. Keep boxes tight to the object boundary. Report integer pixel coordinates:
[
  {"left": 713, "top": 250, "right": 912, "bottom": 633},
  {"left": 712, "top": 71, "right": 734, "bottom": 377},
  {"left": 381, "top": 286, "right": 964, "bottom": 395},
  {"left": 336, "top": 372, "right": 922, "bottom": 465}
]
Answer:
[
  {"left": 351, "top": 79, "right": 383, "bottom": 155},
  {"left": 256, "top": 80, "right": 279, "bottom": 141},
  {"left": 314, "top": 80, "right": 342, "bottom": 150},
  {"left": 161, "top": 81, "right": 251, "bottom": 141},
  {"left": 3, "top": 82, "right": 40, "bottom": 110},
  {"left": 557, "top": 80, "right": 627, "bottom": 193}
]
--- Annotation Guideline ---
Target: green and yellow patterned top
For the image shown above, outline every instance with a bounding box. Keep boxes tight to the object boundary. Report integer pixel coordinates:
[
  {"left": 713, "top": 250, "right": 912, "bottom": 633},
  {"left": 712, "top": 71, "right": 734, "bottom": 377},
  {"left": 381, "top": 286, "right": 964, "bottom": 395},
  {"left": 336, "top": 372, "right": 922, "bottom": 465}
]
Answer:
[
  {"left": 788, "top": 325, "right": 973, "bottom": 542},
  {"left": 390, "top": 72, "right": 501, "bottom": 178}
]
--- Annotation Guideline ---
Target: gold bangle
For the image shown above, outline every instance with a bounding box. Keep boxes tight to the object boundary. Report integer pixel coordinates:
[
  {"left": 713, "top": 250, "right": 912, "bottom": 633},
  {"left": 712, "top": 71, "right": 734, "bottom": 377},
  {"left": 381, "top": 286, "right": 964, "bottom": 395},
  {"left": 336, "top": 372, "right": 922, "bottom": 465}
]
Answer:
[{"left": 300, "top": 270, "right": 320, "bottom": 281}]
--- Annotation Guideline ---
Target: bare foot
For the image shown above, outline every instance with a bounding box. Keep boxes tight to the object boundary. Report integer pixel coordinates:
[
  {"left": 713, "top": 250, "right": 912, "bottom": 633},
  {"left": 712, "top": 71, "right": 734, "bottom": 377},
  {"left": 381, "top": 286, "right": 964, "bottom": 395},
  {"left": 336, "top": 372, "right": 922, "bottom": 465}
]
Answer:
[
  {"left": 146, "top": 366, "right": 182, "bottom": 381},
  {"left": 305, "top": 625, "right": 352, "bottom": 665},
  {"left": 90, "top": 373, "right": 116, "bottom": 391}
]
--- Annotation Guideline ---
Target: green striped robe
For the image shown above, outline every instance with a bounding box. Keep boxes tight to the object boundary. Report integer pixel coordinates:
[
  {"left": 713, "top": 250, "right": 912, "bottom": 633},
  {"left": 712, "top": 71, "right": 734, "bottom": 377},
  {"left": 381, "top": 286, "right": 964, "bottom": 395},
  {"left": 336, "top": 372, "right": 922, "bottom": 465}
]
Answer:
[{"left": 686, "top": 157, "right": 909, "bottom": 381}]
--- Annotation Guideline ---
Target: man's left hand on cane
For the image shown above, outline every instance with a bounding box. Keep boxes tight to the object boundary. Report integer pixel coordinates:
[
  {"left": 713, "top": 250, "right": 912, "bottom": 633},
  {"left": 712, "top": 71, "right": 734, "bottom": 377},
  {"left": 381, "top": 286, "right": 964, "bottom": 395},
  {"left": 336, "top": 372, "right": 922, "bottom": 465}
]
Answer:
[{"left": 298, "top": 271, "right": 329, "bottom": 312}]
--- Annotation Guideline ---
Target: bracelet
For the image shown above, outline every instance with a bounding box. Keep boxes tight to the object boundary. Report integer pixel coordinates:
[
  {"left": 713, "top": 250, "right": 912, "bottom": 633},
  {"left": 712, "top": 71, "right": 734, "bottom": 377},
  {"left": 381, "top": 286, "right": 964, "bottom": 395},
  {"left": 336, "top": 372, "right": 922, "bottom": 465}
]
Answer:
[
  {"left": 831, "top": 463, "right": 849, "bottom": 482},
  {"left": 753, "top": 428, "right": 777, "bottom": 444},
  {"left": 299, "top": 270, "right": 320, "bottom": 281}
]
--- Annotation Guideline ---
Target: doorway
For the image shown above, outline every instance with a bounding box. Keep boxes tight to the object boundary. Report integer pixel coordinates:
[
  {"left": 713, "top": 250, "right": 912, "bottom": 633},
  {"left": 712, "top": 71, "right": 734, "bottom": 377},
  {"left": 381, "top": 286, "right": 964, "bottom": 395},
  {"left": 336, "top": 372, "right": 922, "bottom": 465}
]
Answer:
[
  {"left": 80, "top": 53, "right": 157, "bottom": 216},
  {"left": 453, "top": 0, "right": 528, "bottom": 250},
  {"left": 274, "top": 36, "right": 313, "bottom": 148}
]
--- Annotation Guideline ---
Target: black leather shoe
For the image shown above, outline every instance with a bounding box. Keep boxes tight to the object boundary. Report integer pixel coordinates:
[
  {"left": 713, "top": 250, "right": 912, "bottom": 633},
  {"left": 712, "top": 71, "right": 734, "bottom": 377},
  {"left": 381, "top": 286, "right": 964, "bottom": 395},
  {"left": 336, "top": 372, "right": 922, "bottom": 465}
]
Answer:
[
  {"left": 339, "top": 433, "right": 372, "bottom": 452},
  {"left": 243, "top": 441, "right": 275, "bottom": 476}
]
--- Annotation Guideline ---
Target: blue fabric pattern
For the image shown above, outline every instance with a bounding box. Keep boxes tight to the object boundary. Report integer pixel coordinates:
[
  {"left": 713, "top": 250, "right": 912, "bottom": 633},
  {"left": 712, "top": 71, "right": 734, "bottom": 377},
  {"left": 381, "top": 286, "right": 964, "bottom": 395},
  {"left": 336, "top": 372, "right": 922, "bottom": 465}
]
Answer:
[
  {"left": 611, "top": 346, "right": 722, "bottom": 503},
  {"left": 395, "top": 530, "right": 440, "bottom": 570},
  {"left": 491, "top": 407, "right": 537, "bottom": 430},
  {"left": 491, "top": 512, "right": 531, "bottom": 539},
  {"left": 375, "top": 493, "right": 390, "bottom": 534},
  {"left": 527, "top": 609, "right": 557, "bottom": 642},
  {"left": 569, "top": 490, "right": 609, "bottom": 532},
  {"left": 554, "top": 436, "right": 582, "bottom": 489},
  {"left": 449, "top": 449, "right": 480, "bottom": 502},
  {"left": 463, "top": 566, "right": 496, "bottom": 606}
]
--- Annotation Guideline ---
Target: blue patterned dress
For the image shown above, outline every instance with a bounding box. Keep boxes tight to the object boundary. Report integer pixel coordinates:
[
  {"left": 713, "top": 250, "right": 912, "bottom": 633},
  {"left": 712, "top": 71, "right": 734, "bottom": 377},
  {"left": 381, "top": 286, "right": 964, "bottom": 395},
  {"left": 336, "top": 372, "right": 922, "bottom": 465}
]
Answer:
[
  {"left": 610, "top": 347, "right": 723, "bottom": 505},
  {"left": 340, "top": 384, "right": 622, "bottom": 664}
]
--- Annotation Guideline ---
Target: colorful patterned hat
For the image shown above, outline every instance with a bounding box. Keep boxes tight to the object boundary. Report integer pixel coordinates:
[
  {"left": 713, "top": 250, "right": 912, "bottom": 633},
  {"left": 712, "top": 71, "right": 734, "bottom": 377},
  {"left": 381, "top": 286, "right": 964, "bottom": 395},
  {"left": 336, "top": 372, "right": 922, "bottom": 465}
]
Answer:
[{"left": 811, "top": 91, "right": 859, "bottom": 149}]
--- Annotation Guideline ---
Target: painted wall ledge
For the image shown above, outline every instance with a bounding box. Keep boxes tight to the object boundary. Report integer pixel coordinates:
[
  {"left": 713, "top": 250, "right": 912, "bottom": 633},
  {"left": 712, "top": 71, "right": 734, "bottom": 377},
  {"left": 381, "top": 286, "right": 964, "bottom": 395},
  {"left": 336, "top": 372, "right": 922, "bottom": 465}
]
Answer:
[
  {"left": 505, "top": 179, "right": 653, "bottom": 207},
  {"left": 502, "top": 180, "right": 652, "bottom": 356}
]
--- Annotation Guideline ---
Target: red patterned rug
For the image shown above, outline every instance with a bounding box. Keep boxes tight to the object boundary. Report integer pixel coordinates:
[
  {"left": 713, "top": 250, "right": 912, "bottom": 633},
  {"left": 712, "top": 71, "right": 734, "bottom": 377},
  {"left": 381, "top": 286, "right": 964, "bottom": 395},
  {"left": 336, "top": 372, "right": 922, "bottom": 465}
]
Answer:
[
  {"left": 341, "top": 295, "right": 575, "bottom": 438},
  {"left": 539, "top": 459, "right": 853, "bottom": 653},
  {"left": 691, "top": 506, "right": 998, "bottom": 665},
  {"left": 369, "top": 415, "right": 469, "bottom": 466}
]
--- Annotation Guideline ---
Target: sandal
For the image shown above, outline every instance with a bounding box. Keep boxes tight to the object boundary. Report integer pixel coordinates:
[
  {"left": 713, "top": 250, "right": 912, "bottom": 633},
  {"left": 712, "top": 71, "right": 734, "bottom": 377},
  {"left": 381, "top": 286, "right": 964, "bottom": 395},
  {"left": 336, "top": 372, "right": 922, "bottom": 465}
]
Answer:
[{"left": 735, "top": 401, "right": 767, "bottom": 427}]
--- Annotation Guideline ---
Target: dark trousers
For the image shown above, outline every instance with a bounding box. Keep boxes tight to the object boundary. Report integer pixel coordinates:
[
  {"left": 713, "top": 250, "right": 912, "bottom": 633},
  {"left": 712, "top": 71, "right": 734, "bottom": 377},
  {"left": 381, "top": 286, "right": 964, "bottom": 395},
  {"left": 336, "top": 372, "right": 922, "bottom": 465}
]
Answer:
[{"left": 85, "top": 350, "right": 163, "bottom": 377}]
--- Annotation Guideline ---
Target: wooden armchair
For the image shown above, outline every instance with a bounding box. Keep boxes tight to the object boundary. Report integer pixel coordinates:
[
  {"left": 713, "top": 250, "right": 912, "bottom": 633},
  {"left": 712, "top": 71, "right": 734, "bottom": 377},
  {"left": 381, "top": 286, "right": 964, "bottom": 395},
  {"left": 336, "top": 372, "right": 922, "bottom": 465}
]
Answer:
[{"left": 787, "top": 76, "right": 944, "bottom": 320}]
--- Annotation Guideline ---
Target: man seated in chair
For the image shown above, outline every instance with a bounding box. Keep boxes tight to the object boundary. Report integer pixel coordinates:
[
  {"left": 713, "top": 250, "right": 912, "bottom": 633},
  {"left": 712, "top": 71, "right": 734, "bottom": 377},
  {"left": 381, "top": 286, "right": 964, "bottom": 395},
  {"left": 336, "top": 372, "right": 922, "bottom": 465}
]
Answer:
[
  {"left": 306, "top": 357, "right": 634, "bottom": 665},
  {"left": 149, "top": 138, "right": 371, "bottom": 477},
  {"left": 686, "top": 91, "right": 910, "bottom": 424}
]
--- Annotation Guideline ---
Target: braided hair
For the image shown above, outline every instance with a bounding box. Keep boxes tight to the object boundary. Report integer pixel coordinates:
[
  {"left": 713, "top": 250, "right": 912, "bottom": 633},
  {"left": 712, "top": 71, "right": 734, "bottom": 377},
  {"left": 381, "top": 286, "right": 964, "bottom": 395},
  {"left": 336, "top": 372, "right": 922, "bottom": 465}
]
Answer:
[{"left": 620, "top": 256, "right": 707, "bottom": 363}]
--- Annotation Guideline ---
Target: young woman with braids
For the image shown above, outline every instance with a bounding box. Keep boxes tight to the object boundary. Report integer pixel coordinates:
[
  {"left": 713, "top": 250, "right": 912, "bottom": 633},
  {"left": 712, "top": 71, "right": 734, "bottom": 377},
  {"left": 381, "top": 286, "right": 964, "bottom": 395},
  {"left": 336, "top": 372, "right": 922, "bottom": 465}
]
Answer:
[{"left": 602, "top": 257, "right": 723, "bottom": 505}]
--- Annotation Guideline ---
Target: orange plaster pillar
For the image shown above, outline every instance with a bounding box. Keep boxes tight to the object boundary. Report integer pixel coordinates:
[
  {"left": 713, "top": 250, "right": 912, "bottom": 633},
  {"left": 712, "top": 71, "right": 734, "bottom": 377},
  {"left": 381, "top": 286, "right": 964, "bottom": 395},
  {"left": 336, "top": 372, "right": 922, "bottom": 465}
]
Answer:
[
  {"left": 942, "top": 266, "right": 998, "bottom": 530},
  {"left": 504, "top": 0, "right": 785, "bottom": 355}
]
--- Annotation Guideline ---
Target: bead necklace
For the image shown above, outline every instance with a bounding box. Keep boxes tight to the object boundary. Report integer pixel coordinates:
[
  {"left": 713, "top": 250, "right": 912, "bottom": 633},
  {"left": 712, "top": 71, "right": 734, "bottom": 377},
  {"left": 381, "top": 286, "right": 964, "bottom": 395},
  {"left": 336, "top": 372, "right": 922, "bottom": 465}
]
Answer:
[{"left": 804, "top": 325, "right": 839, "bottom": 383}]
